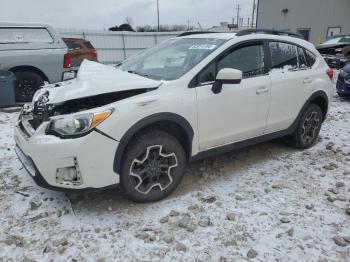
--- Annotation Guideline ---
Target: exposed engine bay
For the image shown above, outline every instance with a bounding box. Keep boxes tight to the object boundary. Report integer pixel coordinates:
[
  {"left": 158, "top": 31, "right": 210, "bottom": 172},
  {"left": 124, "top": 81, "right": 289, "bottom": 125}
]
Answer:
[
  {"left": 317, "top": 43, "right": 350, "bottom": 69},
  {"left": 22, "top": 88, "right": 154, "bottom": 132},
  {"left": 18, "top": 60, "right": 162, "bottom": 137}
]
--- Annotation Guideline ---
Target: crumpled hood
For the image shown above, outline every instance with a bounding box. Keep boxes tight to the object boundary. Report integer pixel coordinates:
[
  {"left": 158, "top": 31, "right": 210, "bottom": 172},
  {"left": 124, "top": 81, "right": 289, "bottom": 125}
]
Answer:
[
  {"left": 316, "top": 43, "right": 349, "bottom": 51},
  {"left": 34, "top": 60, "right": 162, "bottom": 104}
]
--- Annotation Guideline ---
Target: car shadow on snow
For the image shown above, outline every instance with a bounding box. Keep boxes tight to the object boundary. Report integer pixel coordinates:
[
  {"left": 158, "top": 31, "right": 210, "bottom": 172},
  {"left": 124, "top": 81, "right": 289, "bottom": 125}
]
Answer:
[{"left": 65, "top": 139, "right": 298, "bottom": 216}]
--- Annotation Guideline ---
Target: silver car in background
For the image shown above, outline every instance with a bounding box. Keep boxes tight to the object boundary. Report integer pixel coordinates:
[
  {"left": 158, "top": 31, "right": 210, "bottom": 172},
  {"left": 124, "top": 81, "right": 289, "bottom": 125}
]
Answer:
[{"left": 0, "top": 22, "right": 76, "bottom": 102}]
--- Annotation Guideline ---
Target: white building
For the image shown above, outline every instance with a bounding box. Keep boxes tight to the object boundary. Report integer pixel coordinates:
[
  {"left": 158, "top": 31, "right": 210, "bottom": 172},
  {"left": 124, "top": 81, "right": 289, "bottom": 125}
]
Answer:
[{"left": 257, "top": 0, "right": 350, "bottom": 44}]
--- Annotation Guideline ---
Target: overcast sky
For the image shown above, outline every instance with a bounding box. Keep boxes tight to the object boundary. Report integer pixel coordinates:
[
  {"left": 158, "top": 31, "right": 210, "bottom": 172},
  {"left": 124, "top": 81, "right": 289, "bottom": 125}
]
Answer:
[{"left": 1, "top": 0, "right": 254, "bottom": 30}]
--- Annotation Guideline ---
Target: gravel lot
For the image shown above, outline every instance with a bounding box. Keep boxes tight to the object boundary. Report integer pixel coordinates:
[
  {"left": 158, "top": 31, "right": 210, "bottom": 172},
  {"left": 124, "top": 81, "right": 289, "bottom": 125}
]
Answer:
[{"left": 1, "top": 93, "right": 350, "bottom": 261}]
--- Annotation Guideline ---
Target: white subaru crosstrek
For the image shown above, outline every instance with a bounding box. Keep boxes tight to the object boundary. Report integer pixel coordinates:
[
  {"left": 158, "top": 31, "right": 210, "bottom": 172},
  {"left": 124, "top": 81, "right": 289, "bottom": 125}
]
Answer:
[{"left": 15, "top": 30, "right": 334, "bottom": 202}]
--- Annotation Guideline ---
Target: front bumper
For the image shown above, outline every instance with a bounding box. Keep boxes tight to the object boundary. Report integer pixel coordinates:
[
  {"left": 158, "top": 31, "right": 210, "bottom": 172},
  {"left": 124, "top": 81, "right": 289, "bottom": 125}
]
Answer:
[
  {"left": 323, "top": 55, "right": 348, "bottom": 70},
  {"left": 14, "top": 120, "right": 120, "bottom": 191}
]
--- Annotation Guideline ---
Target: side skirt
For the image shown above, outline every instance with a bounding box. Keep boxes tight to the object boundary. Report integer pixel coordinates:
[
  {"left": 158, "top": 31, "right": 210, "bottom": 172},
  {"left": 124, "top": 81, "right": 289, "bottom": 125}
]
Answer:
[{"left": 190, "top": 127, "right": 293, "bottom": 162}]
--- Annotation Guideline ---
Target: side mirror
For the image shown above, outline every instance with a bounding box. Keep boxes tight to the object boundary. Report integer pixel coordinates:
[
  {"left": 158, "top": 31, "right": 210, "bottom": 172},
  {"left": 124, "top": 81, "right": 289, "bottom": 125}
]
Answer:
[{"left": 212, "top": 68, "right": 243, "bottom": 94}]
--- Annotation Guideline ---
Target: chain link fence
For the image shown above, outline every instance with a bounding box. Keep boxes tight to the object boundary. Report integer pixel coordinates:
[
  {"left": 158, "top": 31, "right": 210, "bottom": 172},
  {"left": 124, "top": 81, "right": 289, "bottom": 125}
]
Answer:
[{"left": 58, "top": 28, "right": 181, "bottom": 64}]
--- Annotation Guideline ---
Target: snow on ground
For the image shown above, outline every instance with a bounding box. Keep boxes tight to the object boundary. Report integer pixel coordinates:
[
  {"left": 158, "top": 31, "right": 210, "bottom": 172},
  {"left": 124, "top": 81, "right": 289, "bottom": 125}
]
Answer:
[{"left": 1, "top": 94, "right": 350, "bottom": 262}]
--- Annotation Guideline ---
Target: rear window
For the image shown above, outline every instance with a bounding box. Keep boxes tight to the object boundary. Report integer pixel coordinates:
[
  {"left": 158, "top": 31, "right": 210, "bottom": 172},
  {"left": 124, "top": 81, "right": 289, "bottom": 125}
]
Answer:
[
  {"left": 84, "top": 41, "right": 95, "bottom": 49},
  {"left": 0, "top": 27, "right": 53, "bottom": 44},
  {"left": 63, "top": 39, "right": 80, "bottom": 50},
  {"left": 269, "top": 42, "right": 298, "bottom": 71}
]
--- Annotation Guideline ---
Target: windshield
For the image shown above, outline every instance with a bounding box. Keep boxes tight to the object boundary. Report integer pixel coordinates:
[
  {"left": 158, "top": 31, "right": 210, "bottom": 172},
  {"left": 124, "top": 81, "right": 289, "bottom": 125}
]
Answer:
[
  {"left": 323, "top": 36, "right": 350, "bottom": 45},
  {"left": 120, "top": 37, "right": 226, "bottom": 81},
  {"left": 340, "top": 36, "right": 350, "bottom": 43}
]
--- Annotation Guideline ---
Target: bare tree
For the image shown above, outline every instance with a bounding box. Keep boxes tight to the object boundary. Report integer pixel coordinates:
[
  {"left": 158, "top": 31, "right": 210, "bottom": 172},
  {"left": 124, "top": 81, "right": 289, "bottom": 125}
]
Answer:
[{"left": 124, "top": 17, "right": 133, "bottom": 26}]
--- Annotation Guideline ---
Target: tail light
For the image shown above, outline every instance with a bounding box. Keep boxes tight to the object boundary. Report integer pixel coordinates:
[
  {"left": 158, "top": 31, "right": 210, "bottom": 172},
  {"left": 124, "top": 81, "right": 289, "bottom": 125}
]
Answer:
[
  {"left": 326, "top": 68, "right": 334, "bottom": 81},
  {"left": 63, "top": 53, "right": 71, "bottom": 68},
  {"left": 91, "top": 49, "right": 98, "bottom": 59}
]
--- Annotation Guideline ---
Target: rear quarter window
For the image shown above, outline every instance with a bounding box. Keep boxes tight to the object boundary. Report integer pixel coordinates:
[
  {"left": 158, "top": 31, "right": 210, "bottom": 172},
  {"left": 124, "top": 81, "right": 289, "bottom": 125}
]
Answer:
[
  {"left": 0, "top": 27, "right": 53, "bottom": 44},
  {"left": 297, "top": 47, "right": 308, "bottom": 69},
  {"left": 305, "top": 50, "right": 317, "bottom": 67}
]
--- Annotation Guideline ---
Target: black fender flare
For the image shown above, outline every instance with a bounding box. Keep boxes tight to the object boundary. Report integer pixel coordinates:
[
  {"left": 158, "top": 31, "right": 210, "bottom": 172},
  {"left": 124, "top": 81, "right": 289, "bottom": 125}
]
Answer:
[
  {"left": 113, "top": 112, "right": 194, "bottom": 174},
  {"left": 9, "top": 65, "right": 50, "bottom": 82},
  {"left": 288, "top": 90, "right": 329, "bottom": 135},
  {"left": 300, "top": 90, "right": 329, "bottom": 120}
]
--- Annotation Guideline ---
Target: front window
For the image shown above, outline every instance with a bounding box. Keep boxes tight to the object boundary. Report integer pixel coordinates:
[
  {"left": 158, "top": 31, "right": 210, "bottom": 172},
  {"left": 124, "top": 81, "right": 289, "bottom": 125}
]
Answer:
[
  {"left": 217, "top": 44, "right": 265, "bottom": 78},
  {"left": 196, "top": 42, "right": 265, "bottom": 86},
  {"left": 120, "top": 38, "right": 226, "bottom": 81}
]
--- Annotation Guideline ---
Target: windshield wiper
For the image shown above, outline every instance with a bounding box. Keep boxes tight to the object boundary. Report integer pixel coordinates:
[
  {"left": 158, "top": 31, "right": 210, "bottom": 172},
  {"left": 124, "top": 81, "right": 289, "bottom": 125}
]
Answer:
[{"left": 127, "top": 70, "right": 151, "bottom": 79}]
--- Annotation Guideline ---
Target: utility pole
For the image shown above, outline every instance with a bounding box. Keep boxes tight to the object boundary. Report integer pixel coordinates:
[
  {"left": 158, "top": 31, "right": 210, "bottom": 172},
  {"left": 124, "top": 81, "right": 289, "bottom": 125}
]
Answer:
[
  {"left": 236, "top": 4, "right": 241, "bottom": 28},
  {"left": 187, "top": 20, "right": 190, "bottom": 31},
  {"left": 251, "top": 0, "right": 256, "bottom": 28},
  {"left": 157, "top": 0, "right": 160, "bottom": 32}
]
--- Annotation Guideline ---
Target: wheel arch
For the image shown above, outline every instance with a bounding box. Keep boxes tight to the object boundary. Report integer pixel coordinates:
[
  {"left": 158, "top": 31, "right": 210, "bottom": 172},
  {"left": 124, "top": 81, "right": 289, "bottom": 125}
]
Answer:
[
  {"left": 308, "top": 90, "right": 329, "bottom": 121},
  {"left": 113, "top": 113, "right": 194, "bottom": 174},
  {"left": 9, "top": 65, "right": 49, "bottom": 82},
  {"left": 286, "top": 90, "right": 329, "bottom": 136}
]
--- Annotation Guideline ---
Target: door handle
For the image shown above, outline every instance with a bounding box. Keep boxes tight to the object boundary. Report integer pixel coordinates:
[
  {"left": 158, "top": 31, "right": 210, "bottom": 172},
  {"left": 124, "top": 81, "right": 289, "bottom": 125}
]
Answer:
[
  {"left": 256, "top": 87, "right": 269, "bottom": 95},
  {"left": 303, "top": 78, "right": 313, "bottom": 84}
]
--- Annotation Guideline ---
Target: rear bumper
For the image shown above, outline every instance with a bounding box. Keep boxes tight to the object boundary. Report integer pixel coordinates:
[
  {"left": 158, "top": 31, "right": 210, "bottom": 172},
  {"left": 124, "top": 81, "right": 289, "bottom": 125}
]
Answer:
[{"left": 14, "top": 120, "right": 121, "bottom": 191}]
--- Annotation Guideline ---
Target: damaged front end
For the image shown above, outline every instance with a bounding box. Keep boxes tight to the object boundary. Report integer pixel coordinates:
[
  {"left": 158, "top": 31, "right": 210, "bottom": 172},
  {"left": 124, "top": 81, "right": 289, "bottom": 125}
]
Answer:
[
  {"left": 19, "top": 87, "right": 155, "bottom": 138},
  {"left": 15, "top": 60, "right": 161, "bottom": 190},
  {"left": 18, "top": 60, "right": 162, "bottom": 137},
  {"left": 317, "top": 44, "right": 350, "bottom": 69}
]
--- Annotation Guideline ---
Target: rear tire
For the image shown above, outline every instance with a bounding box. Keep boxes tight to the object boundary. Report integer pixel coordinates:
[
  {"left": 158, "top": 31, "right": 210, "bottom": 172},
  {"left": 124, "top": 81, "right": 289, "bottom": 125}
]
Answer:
[
  {"left": 120, "top": 130, "right": 187, "bottom": 203},
  {"left": 14, "top": 71, "right": 44, "bottom": 102},
  {"left": 289, "top": 104, "right": 323, "bottom": 149}
]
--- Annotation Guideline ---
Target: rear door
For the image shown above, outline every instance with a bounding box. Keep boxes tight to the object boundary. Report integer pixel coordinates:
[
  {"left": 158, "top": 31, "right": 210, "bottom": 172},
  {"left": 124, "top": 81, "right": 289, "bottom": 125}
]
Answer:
[{"left": 266, "top": 41, "right": 315, "bottom": 133}]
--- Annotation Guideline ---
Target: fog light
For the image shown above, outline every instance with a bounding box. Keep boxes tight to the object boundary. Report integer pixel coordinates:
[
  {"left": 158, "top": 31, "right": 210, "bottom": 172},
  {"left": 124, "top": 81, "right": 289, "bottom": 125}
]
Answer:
[{"left": 56, "top": 159, "right": 82, "bottom": 186}]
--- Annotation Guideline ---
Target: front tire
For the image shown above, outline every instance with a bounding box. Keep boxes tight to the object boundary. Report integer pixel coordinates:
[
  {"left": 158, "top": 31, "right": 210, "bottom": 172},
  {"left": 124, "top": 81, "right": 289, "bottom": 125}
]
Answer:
[
  {"left": 290, "top": 104, "right": 323, "bottom": 149},
  {"left": 120, "top": 130, "right": 187, "bottom": 203}
]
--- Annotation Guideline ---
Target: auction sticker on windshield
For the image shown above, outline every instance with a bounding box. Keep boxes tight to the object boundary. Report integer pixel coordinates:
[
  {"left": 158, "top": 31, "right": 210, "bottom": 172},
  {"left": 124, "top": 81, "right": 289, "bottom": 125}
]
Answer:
[{"left": 189, "top": 44, "right": 217, "bottom": 50}]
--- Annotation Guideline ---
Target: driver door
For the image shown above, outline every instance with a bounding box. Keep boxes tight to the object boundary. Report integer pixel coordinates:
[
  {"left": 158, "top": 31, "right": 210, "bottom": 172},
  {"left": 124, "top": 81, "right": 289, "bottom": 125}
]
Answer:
[{"left": 195, "top": 41, "right": 271, "bottom": 150}]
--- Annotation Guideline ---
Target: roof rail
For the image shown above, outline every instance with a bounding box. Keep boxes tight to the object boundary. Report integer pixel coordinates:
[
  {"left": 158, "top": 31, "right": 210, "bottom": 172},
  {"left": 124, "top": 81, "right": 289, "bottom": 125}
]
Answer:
[
  {"left": 236, "top": 29, "right": 304, "bottom": 39},
  {"left": 177, "top": 31, "right": 218, "bottom": 37}
]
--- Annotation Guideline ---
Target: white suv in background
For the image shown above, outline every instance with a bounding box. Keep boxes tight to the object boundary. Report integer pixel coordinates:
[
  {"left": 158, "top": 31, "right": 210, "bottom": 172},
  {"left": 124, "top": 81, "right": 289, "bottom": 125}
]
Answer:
[{"left": 15, "top": 30, "right": 334, "bottom": 202}]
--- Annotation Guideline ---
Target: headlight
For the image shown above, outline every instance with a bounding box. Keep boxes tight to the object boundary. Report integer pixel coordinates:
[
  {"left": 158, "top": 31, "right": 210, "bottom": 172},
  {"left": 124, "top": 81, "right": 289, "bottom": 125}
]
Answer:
[
  {"left": 335, "top": 48, "right": 343, "bottom": 53},
  {"left": 47, "top": 109, "right": 112, "bottom": 138}
]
